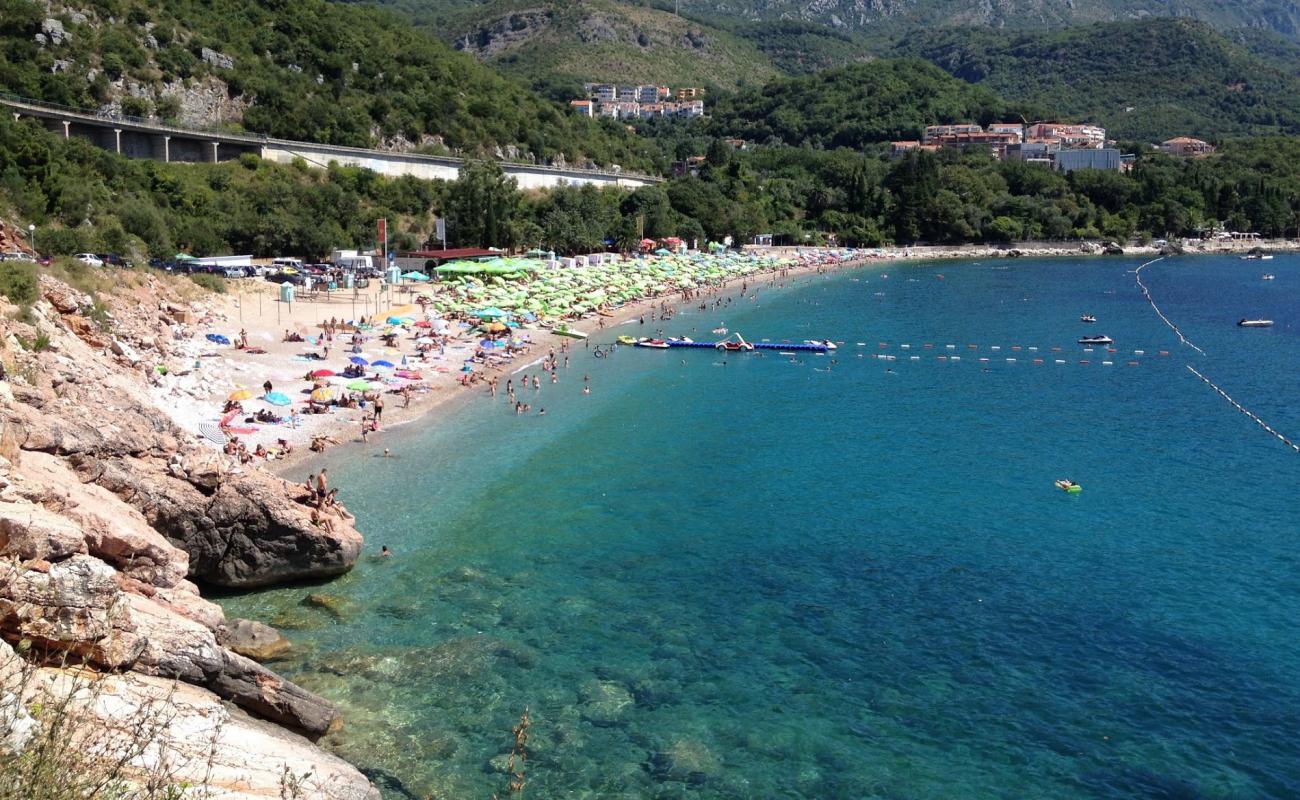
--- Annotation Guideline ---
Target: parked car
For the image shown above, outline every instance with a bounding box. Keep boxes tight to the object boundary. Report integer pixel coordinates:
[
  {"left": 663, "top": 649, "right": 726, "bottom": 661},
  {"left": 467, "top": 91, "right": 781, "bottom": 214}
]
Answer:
[
  {"left": 75, "top": 253, "right": 104, "bottom": 267},
  {"left": 1, "top": 251, "right": 35, "bottom": 263},
  {"left": 222, "top": 267, "right": 247, "bottom": 279},
  {"left": 100, "top": 253, "right": 135, "bottom": 268},
  {"left": 264, "top": 271, "right": 305, "bottom": 286}
]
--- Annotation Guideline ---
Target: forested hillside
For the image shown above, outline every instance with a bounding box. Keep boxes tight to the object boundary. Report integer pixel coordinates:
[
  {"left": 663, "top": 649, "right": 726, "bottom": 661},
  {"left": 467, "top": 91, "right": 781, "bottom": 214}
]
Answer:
[
  {"left": 892, "top": 19, "right": 1300, "bottom": 140},
  {"left": 700, "top": 59, "right": 1017, "bottom": 149},
  {"left": 0, "top": 0, "right": 659, "bottom": 169},
  {"left": 378, "top": 0, "right": 780, "bottom": 94},
  {"left": 9, "top": 105, "right": 1299, "bottom": 263},
  {"left": 678, "top": 0, "right": 1300, "bottom": 43}
]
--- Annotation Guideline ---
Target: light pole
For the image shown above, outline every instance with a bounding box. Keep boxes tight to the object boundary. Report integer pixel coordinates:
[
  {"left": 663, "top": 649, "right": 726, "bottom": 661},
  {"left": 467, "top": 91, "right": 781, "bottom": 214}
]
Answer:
[{"left": 27, "top": 224, "right": 35, "bottom": 256}]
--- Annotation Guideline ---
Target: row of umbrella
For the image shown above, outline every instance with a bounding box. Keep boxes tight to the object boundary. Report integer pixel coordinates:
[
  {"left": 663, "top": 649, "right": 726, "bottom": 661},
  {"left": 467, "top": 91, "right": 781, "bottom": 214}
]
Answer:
[{"left": 419, "top": 251, "right": 828, "bottom": 320}]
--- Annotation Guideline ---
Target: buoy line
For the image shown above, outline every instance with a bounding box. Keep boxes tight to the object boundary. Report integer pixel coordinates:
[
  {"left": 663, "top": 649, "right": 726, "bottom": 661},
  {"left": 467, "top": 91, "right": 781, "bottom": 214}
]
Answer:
[
  {"left": 1186, "top": 365, "right": 1300, "bottom": 453},
  {"left": 1134, "top": 257, "right": 1205, "bottom": 355}
]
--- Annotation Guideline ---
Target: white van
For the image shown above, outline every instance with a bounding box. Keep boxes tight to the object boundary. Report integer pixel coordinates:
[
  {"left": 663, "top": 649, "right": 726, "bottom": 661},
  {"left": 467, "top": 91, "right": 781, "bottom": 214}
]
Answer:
[{"left": 272, "top": 257, "right": 304, "bottom": 271}]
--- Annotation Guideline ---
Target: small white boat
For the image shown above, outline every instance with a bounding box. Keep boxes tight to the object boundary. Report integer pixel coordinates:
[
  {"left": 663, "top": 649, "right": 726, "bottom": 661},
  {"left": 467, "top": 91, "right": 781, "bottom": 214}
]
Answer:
[
  {"left": 1080, "top": 315, "right": 1097, "bottom": 324},
  {"left": 1237, "top": 319, "right": 1274, "bottom": 328},
  {"left": 635, "top": 338, "right": 670, "bottom": 349},
  {"left": 1262, "top": 274, "right": 1275, "bottom": 280},
  {"left": 552, "top": 325, "right": 588, "bottom": 339},
  {"left": 1078, "top": 335, "right": 1113, "bottom": 345},
  {"left": 805, "top": 339, "right": 837, "bottom": 350},
  {"left": 1240, "top": 254, "right": 1274, "bottom": 260}
]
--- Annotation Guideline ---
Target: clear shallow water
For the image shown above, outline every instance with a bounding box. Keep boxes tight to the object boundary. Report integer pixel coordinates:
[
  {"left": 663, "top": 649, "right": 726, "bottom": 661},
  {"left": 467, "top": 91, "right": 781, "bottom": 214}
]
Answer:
[{"left": 222, "top": 255, "right": 1300, "bottom": 799}]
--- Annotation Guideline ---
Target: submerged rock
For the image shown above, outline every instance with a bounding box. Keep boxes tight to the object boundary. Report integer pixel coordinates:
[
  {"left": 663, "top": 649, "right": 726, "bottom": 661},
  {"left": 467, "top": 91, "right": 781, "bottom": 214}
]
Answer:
[
  {"left": 578, "top": 680, "right": 634, "bottom": 726},
  {"left": 647, "top": 738, "right": 722, "bottom": 784},
  {"left": 220, "top": 617, "right": 292, "bottom": 661},
  {"left": 302, "top": 593, "right": 353, "bottom": 621}
]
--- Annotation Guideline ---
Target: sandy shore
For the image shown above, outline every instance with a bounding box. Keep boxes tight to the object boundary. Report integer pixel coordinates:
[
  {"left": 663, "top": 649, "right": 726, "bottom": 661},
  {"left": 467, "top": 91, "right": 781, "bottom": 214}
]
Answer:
[
  {"left": 149, "top": 255, "right": 853, "bottom": 481},
  {"left": 153, "top": 238, "right": 1296, "bottom": 482}
]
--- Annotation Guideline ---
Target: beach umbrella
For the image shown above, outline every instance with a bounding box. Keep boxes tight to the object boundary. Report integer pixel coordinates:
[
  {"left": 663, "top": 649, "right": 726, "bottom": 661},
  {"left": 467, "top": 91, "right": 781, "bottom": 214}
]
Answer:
[
  {"left": 310, "top": 369, "right": 335, "bottom": 378},
  {"left": 227, "top": 389, "right": 252, "bottom": 402},
  {"left": 414, "top": 320, "right": 432, "bottom": 328},
  {"left": 350, "top": 356, "right": 369, "bottom": 366},
  {"left": 265, "top": 392, "right": 292, "bottom": 407},
  {"left": 484, "top": 322, "right": 508, "bottom": 333},
  {"left": 474, "top": 307, "right": 510, "bottom": 319},
  {"left": 311, "top": 387, "right": 335, "bottom": 402},
  {"left": 346, "top": 379, "right": 371, "bottom": 392},
  {"left": 372, "top": 360, "right": 395, "bottom": 369}
]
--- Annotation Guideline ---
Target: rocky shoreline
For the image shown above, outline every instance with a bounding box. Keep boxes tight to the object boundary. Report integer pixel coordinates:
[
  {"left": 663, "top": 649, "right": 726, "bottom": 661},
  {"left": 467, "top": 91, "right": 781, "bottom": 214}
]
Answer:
[{"left": 0, "top": 274, "right": 377, "bottom": 797}]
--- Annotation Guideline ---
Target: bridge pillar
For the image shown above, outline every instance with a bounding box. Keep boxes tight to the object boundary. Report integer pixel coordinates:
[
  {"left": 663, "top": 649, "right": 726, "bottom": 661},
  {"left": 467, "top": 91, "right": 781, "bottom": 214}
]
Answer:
[
  {"left": 163, "top": 135, "right": 170, "bottom": 163},
  {"left": 113, "top": 129, "right": 121, "bottom": 154},
  {"left": 62, "top": 120, "right": 70, "bottom": 139},
  {"left": 210, "top": 141, "right": 219, "bottom": 163}
]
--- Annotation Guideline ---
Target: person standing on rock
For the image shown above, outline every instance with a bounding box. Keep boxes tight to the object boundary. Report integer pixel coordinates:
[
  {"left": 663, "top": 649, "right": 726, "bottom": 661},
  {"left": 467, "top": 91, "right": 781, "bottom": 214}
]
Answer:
[{"left": 316, "top": 469, "right": 328, "bottom": 497}]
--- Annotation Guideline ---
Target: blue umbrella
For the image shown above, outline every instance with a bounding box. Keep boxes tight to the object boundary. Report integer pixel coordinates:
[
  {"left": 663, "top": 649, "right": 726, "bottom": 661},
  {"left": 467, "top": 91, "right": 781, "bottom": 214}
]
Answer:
[
  {"left": 372, "top": 359, "right": 395, "bottom": 369},
  {"left": 350, "top": 356, "right": 369, "bottom": 366},
  {"left": 264, "top": 391, "right": 292, "bottom": 407}
]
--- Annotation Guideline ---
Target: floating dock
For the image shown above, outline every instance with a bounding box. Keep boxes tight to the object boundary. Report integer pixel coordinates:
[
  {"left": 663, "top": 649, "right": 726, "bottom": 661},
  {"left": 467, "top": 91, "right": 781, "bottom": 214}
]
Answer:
[{"left": 663, "top": 340, "right": 832, "bottom": 352}]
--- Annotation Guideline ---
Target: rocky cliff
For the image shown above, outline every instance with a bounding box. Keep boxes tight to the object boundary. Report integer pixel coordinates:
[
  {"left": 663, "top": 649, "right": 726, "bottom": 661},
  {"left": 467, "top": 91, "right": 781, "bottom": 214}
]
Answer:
[{"left": 0, "top": 273, "right": 375, "bottom": 798}]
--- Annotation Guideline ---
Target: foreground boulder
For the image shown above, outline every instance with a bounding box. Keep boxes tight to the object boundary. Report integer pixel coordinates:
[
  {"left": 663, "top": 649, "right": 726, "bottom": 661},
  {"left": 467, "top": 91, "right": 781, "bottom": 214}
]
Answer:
[
  {"left": 4, "top": 385, "right": 362, "bottom": 588},
  {"left": 27, "top": 665, "right": 379, "bottom": 800}
]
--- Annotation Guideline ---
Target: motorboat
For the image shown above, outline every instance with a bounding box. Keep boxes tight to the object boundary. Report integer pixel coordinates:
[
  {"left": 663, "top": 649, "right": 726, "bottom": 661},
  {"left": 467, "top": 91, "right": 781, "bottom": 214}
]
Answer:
[
  {"left": 1055, "top": 479, "right": 1082, "bottom": 494},
  {"left": 1237, "top": 319, "right": 1274, "bottom": 328},
  {"left": 635, "top": 338, "right": 670, "bottom": 349},
  {"left": 616, "top": 335, "right": 636, "bottom": 345},
  {"left": 1262, "top": 274, "right": 1275, "bottom": 280},
  {"left": 806, "top": 339, "right": 838, "bottom": 350},
  {"left": 1077, "top": 335, "right": 1113, "bottom": 345},
  {"left": 1080, "top": 315, "right": 1097, "bottom": 323},
  {"left": 667, "top": 336, "right": 694, "bottom": 344},
  {"left": 1241, "top": 253, "right": 1274, "bottom": 260}
]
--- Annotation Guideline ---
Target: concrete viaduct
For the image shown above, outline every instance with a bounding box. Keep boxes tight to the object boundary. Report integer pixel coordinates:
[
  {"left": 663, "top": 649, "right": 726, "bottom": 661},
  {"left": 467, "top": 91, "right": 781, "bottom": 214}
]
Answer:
[{"left": 1, "top": 95, "right": 656, "bottom": 190}]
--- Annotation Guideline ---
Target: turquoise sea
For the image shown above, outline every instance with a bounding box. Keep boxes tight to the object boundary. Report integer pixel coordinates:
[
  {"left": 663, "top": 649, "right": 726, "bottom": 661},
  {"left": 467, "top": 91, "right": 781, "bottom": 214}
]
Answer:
[{"left": 222, "top": 255, "right": 1300, "bottom": 799}]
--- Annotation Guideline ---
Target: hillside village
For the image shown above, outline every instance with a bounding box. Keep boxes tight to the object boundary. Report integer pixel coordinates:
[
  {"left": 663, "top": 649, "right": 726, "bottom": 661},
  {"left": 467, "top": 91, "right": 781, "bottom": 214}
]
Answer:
[
  {"left": 569, "top": 83, "right": 706, "bottom": 119},
  {"left": 889, "top": 121, "right": 1216, "bottom": 172}
]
